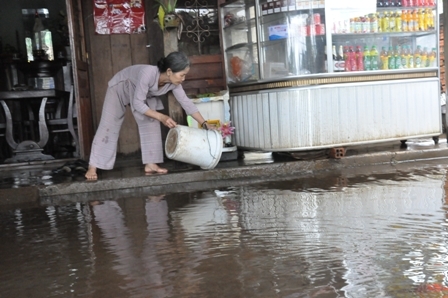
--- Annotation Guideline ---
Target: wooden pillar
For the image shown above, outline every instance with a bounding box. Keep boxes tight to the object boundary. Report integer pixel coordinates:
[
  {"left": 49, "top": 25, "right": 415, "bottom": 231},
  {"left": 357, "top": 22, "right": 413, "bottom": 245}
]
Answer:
[{"left": 163, "top": 28, "right": 184, "bottom": 125}]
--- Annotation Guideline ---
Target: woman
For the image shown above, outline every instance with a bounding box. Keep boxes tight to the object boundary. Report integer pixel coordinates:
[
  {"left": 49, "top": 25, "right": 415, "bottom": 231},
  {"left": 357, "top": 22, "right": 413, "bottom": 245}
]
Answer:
[{"left": 85, "top": 52, "right": 211, "bottom": 180}]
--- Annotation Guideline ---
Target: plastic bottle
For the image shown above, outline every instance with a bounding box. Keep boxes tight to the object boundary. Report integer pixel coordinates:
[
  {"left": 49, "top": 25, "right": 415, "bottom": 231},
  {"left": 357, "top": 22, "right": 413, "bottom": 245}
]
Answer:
[
  {"left": 332, "top": 45, "right": 338, "bottom": 72},
  {"left": 401, "top": 45, "right": 408, "bottom": 68},
  {"left": 421, "top": 47, "right": 428, "bottom": 67},
  {"left": 380, "top": 46, "right": 389, "bottom": 70},
  {"left": 414, "top": 45, "right": 422, "bottom": 68},
  {"left": 402, "top": 0, "right": 408, "bottom": 6},
  {"left": 411, "top": 10, "right": 418, "bottom": 32},
  {"left": 363, "top": 46, "right": 371, "bottom": 71},
  {"left": 407, "top": 46, "right": 414, "bottom": 68},
  {"left": 402, "top": 9, "right": 408, "bottom": 31},
  {"left": 389, "top": 11, "right": 396, "bottom": 32},
  {"left": 388, "top": 46, "right": 395, "bottom": 69},
  {"left": 395, "top": 11, "right": 402, "bottom": 31},
  {"left": 356, "top": 46, "right": 364, "bottom": 71},
  {"left": 424, "top": 8, "right": 432, "bottom": 30},
  {"left": 349, "top": 46, "right": 358, "bottom": 71},
  {"left": 370, "top": 46, "right": 379, "bottom": 70},
  {"left": 382, "top": 13, "right": 388, "bottom": 32},
  {"left": 428, "top": 47, "right": 436, "bottom": 67},
  {"left": 418, "top": 9, "right": 425, "bottom": 31},
  {"left": 370, "top": 14, "right": 379, "bottom": 33},
  {"left": 394, "top": 46, "right": 402, "bottom": 69},
  {"left": 344, "top": 46, "right": 351, "bottom": 71},
  {"left": 338, "top": 45, "right": 345, "bottom": 71}
]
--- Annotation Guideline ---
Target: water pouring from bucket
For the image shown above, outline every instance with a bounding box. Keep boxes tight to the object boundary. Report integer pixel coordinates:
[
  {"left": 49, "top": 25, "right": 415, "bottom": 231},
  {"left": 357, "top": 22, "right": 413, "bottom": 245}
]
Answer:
[{"left": 165, "top": 125, "right": 223, "bottom": 170}]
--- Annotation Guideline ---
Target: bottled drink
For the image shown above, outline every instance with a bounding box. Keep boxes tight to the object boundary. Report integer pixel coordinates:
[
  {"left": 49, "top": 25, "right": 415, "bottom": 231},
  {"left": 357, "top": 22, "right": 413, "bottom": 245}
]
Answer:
[
  {"left": 414, "top": 45, "right": 422, "bottom": 68},
  {"left": 382, "top": 12, "right": 390, "bottom": 32},
  {"left": 402, "top": 10, "right": 408, "bottom": 31},
  {"left": 384, "top": 0, "right": 390, "bottom": 7},
  {"left": 378, "top": 0, "right": 384, "bottom": 7},
  {"left": 370, "top": 46, "right": 379, "bottom": 70},
  {"left": 401, "top": 46, "right": 409, "bottom": 68},
  {"left": 424, "top": 8, "right": 432, "bottom": 30},
  {"left": 418, "top": 9, "right": 425, "bottom": 31},
  {"left": 344, "top": 46, "right": 351, "bottom": 71},
  {"left": 428, "top": 47, "right": 436, "bottom": 67},
  {"left": 395, "top": 11, "right": 402, "bottom": 31},
  {"left": 388, "top": 46, "right": 396, "bottom": 69},
  {"left": 371, "top": 14, "right": 379, "bottom": 33},
  {"left": 391, "top": 0, "right": 396, "bottom": 6},
  {"left": 338, "top": 45, "right": 345, "bottom": 72},
  {"left": 356, "top": 46, "right": 364, "bottom": 71},
  {"left": 363, "top": 46, "right": 371, "bottom": 71},
  {"left": 332, "top": 45, "right": 337, "bottom": 72},
  {"left": 407, "top": 46, "right": 414, "bottom": 68},
  {"left": 408, "top": 0, "right": 414, "bottom": 6},
  {"left": 402, "top": 0, "right": 408, "bottom": 6},
  {"left": 421, "top": 47, "right": 428, "bottom": 67},
  {"left": 349, "top": 46, "right": 357, "bottom": 71},
  {"left": 380, "top": 46, "right": 389, "bottom": 70},
  {"left": 395, "top": 46, "right": 402, "bottom": 69},
  {"left": 389, "top": 11, "right": 396, "bottom": 32},
  {"left": 411, "top": 10, "right": 418, "bottom": 31},
  {"left": 396, "top": 0, "right": 402, "bottom": 6}
]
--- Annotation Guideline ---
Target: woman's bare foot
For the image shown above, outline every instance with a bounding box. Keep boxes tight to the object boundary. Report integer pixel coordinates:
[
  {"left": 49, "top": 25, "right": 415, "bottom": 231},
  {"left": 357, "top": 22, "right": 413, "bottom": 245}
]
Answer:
[
  {"left": 85, "top": 165, "right": 98, "bottom": 180},
  {"left": 145, "top": 163, "right": 168, "bottom": 174}
]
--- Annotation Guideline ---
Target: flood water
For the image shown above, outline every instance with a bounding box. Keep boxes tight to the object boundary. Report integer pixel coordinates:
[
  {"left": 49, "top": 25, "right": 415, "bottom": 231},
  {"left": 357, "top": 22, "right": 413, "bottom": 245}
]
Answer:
[{"left": 3, "top": 163, "right": 448, "bottom": 297}]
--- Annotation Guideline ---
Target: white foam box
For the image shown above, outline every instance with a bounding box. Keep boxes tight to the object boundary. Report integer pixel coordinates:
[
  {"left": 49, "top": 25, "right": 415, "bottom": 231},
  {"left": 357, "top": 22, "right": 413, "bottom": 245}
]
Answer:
[{"left": 190, "top": 100, "right": 225, "bottom": 129}]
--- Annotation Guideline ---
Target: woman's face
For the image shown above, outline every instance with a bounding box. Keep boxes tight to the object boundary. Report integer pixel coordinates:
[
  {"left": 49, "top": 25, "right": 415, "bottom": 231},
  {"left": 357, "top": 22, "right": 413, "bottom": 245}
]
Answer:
[{"left": 169, "top": 67, "right": 190, "bottom": 85}]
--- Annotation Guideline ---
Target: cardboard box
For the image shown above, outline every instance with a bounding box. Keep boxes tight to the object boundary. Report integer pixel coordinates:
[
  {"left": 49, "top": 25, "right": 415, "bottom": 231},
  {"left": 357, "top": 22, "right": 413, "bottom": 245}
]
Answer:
[{"left": 268, "top": 25, "right": 288, "bottom": 40}]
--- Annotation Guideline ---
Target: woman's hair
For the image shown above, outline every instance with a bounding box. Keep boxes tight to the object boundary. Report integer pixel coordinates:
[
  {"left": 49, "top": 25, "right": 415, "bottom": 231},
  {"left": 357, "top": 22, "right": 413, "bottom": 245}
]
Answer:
[{"left": 157, "top": 52, "right": 190, "bottom": 73}]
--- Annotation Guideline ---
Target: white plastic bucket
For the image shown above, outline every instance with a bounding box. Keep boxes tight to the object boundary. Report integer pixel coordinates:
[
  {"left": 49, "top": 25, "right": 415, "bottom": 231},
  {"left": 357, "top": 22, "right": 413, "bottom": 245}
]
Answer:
[{"left": 165, "top": 125, "right": 223, "bottom": 170}]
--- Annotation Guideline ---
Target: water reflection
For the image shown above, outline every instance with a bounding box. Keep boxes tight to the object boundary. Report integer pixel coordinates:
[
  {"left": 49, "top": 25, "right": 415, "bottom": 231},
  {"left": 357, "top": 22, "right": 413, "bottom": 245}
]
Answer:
[{"left": 1, "top": 167, "right": 448, "bottom": 297}]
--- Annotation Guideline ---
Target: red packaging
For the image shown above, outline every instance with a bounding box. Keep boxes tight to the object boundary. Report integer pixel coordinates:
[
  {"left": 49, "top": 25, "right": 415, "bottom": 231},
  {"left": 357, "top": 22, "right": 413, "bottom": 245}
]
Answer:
[
  {"left": 313, "top": 13, "right": 321, "bottom": 24},
  {"left": 306, "top": 25, "right": 315, "bottom": 36},
  {"left": 315, "top": 23, "right": 325, "bottom": 35}
]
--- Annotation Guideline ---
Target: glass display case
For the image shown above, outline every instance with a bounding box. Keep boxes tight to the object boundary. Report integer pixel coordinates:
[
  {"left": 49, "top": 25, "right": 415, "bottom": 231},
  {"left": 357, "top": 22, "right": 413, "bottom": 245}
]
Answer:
[
  {"left": 220, "top": 0, "right": 438, "bottom": 84},
  {"left": 219, "top": 0, "right": 442, "bottom": 153}
]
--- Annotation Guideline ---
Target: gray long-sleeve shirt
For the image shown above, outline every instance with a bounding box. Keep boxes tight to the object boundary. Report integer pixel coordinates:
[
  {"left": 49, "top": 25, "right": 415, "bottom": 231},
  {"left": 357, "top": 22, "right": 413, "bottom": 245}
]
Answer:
[{"left": 108, "top": 64, "right": 199, "bottom": 116}]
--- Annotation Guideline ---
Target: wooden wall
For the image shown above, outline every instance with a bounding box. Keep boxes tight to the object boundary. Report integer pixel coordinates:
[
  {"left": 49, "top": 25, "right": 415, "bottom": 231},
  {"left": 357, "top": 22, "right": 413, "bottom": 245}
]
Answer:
[
  {"left": 83, "top": 0, "right": 164, "bottom": 156},
  {"left": 83, "top": 0, "right": 226, "bottom": 157}
]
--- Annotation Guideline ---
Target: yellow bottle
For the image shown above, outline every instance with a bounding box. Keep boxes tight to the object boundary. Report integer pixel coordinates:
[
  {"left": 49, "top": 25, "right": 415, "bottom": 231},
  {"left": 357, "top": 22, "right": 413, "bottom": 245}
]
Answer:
[
  {"left": 380, "top": 47, "right": 389, "bottom": 70},
  {"left": 382, "top": 12, "right": 390, "bottom": 32},
  {"left": 418, "top": 9, "right": 425, "bottom": 31},
  {"left": 389, "top": 11, "right": 396, "bottom": 32},
  {"left": 428, "top": 48, "right": 436, "bottom": 67},
  {"left": 421, "top": 47, "right": 428, "bottom": 67},
  {"left": 377, "top": 13, "right": 382, "bottom": 33},
  {"left": 425, "top": 8, "right": 434, "bottom": 30},
  {"left": 395, "top": 11, "right": 402, "bottom": 32}
]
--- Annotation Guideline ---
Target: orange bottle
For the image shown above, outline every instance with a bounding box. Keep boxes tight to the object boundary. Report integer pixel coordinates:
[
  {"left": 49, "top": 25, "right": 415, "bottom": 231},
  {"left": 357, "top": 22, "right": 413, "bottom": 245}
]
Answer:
[
  {"left": 401, "top": 10, "right": 408, "bottom": 31},
  {"left": 401, "top": 10, "right": 409, "bottom": 32}
]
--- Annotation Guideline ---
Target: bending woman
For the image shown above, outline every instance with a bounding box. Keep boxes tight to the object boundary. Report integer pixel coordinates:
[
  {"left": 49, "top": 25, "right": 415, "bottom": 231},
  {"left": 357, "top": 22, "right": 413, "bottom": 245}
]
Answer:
[{"left": 85, "top": 52, "right": 211, "bottom": 180}]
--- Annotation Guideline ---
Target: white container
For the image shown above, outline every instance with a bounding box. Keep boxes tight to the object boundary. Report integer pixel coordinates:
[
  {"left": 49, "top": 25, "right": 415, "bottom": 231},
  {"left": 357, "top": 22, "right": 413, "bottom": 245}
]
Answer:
[{"left": 165, "top": 125, "right": 223, "bottom": 170}]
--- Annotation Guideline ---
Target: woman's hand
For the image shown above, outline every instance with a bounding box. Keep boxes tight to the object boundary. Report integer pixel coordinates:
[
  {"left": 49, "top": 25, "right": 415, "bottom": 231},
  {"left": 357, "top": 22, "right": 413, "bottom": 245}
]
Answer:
[{"left": 159, "top": 114, "right": 177, "bottom": 128}]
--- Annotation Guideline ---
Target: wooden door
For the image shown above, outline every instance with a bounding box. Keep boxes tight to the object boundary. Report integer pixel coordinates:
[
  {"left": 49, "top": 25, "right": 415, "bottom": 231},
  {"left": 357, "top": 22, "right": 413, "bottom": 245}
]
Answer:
[{"left": 66, "top": 0, "right": 94, "bottom": 159}]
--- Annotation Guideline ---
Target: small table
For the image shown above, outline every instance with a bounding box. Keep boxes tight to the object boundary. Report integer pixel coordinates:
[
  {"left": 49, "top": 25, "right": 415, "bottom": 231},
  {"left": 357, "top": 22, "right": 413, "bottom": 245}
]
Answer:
[{"left": 0, "top": 89, "right": 69, "bottom": 163}]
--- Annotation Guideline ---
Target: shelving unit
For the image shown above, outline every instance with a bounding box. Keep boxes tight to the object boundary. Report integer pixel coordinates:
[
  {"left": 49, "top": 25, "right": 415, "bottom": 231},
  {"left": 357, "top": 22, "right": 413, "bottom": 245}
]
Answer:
[{"left": 218, "top": 0, "right": 442, "bottom": 152}]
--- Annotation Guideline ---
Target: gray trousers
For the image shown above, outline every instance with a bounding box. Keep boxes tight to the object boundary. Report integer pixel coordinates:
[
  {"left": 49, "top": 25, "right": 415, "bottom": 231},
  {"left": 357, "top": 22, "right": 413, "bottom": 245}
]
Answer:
[{"left": 89, "top": 82, "right": 163, "bottom": 170}]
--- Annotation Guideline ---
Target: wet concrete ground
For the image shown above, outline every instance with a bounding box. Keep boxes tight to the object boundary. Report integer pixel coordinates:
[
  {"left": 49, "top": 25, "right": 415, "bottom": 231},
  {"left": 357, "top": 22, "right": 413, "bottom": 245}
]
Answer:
[{"left": 1, "top": 135, "right": 448, "bottom": 205}]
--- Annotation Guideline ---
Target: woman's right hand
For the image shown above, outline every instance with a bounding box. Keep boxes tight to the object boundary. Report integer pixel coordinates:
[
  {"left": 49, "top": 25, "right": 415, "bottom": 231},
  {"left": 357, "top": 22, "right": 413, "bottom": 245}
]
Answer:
[{"left": 159, "top": 114, "right": 177, "bottom": 129}]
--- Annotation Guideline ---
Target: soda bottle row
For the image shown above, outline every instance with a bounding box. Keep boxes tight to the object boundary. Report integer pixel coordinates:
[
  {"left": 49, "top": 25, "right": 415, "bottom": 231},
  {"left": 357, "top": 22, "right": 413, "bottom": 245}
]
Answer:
[
  {"left": 341, "top": 8, "right": 435, "bottom": 34},
  {"left": 331, "top": 44, "right": 436, "bottom": 72},
  {"left": 379, "top": 45, "right": 437, "bottom": 69},
  {"left": 378, "top": 9, "right": 435, "bottom": 32},
  {"left": 377, "top": 0, "right": 436, "bottom": 7}
]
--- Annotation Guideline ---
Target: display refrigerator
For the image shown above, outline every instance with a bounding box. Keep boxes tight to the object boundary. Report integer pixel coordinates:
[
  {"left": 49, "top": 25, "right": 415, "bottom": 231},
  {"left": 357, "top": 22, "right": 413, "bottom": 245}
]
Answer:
[{"left": 219, "top": 0, "right": 442, "bottom": 153}]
